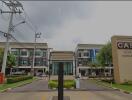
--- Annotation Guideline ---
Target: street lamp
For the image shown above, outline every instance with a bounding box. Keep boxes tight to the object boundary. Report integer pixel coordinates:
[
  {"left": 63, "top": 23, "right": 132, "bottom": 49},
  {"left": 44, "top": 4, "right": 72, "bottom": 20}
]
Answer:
[
  {"left": 48, "top": 48, "right": 53, "bottom": 80},
  {"left": 32, "top": 32, "right": 41, "bottom": 76},
  {"left": 0, "top": 21, "right": 25, "bottom": 75}
]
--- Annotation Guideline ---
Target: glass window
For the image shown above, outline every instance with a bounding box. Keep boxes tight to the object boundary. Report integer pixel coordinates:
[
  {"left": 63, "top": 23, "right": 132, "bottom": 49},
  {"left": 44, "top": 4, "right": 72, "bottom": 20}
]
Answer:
[
  {"left": 84, "top": 52, "right": 90, "bottom": 57},
  {"left": 29, "top": 50, "right": 33, "bottom": 56},
  {"left": 35, "top": 58, "right": 42, "bottom": 66},
  {"left": 19, "top": 58, "right": 28, "bottom": 66},
  {"left": 78, "top": 53, "right": 81, "bottom": 57},
  {"left": 43, "top": 52, "right": 46, "bottom": 57},
  {"left": 43, "top": 61, "right": 47, "bottom": 66},
  {"left": 21, "top": 51, "right": 28, "bottom": 56},
  {"left": 35, "top": 50, "right": 42, "bottom": 56},
  {"left": 11, "top": 49, "right": 19, "bottom": 56},
  {"left": 12, "top": 51, "right": 19, "bottom": 56}
]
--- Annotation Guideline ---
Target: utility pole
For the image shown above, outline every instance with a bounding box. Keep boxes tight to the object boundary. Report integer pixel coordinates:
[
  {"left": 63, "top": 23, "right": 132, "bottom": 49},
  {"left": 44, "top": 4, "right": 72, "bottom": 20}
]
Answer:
[
  {"left": 48, "top": 48, "right": 53, "bottom": 80},
  {"left": 58, "top": 62, "right": 64, "bottom": 100},
  {"left": 1, "top": 0, "right": 23, "bottom": 76},
  {"left": 32, "top": 32, "right": 41, "bottom": 76}
]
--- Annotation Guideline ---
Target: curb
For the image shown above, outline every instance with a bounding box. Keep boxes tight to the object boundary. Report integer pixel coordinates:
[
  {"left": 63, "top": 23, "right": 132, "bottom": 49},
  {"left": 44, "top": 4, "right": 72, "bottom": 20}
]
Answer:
[
  {"left": 0, "top": 78, "right": 39, "bottom": 93},
  {"left": 96, "top": 80, "right": 132, "bottom": 95}
]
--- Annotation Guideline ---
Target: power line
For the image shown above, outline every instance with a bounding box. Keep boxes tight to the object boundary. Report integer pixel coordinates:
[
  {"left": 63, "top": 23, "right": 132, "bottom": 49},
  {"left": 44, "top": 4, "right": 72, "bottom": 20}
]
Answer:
[
  {"left": 1, "top": 0, "right": 23, "bottom": 75},
  {"left": 22, "top": 8, "right": 38, "bottom": 33},
  {"left": 0, "top": 29, "right": 27, "bottom": 49}
]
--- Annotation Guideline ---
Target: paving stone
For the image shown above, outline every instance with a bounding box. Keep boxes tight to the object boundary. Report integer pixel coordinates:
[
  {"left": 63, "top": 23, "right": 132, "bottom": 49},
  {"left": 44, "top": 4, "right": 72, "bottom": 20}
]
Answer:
[{"left": 52, "top": 96, "right": 70, "bottom": 100}]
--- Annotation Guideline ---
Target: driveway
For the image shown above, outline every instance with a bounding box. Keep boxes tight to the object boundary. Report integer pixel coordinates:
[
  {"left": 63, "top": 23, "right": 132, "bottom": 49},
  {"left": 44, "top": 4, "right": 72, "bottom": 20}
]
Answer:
[
  {"left": 1, "top": 79, "right": 132, "bottom": 100},
  {"left": 7, "top": 78, "right": 49, "bottom": 92},
  {"left": 1, "top": 91, "right": 132, "bottom": 100},
  {"left": 79, "top": 79, "right": 114, "bottom": 91}
]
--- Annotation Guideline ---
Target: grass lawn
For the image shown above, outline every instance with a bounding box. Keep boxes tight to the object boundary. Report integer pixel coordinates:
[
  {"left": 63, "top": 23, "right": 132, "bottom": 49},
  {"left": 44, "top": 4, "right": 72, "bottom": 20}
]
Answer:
[
  {"left": 94, "top": 79, "right": 132, "bottom": 92},
  {"left": 48, "top": 80, "right": 76, "bottom": 89},
  {"left": 0, "top": 77, "right": 38, "bottom": 92}
]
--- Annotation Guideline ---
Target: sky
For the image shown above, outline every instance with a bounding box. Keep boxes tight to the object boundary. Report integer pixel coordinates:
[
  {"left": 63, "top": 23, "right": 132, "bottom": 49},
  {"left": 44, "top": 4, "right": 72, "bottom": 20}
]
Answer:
[{"left": 0, "top": 1, "right": 132, "bottom": 51}]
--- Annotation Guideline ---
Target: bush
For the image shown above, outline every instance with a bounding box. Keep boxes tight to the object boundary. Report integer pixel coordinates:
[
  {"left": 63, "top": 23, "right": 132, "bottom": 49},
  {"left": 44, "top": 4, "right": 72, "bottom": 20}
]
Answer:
[
  {"left": 122, "top": 81, "right": 132, "bottom": 85},
  {"left": 48, "top": 80, "right": 58, "bottom": 88},
  {"left": 48, "top": 80, "right": 76, "bottom": 89},
  {"left": 7, "top": 75, "right": 33, "bottom": 84},
  {"left": 6, "top": 75, "right": 23, "bottom": 78},
  {"left": 101, "top": 78, "right": 115, "bottom": 83}
]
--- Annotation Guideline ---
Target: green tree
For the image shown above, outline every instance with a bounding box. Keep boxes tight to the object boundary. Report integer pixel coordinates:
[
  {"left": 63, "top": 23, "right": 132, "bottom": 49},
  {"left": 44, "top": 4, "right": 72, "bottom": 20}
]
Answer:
[
  {"left": 0, "top": 48, "right": 4, "bottom": 71},
  {"left": 97, "top": 42, "right": 112, "bottom": 66},
  {"left": 7, "top": 53, "right": 16, "bottom": 68},
  {"left": 0, "top": 48, "right": 16, "bottom": 71}
]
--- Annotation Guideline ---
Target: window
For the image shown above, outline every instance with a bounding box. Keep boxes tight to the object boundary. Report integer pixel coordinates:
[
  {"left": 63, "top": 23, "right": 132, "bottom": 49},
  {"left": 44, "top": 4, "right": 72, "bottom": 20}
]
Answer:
[
  {"left": 43, "top": 52, "right": 46, "bottom": 57},
  {"left": 12, "top": 51, "right": 19, "bottom": 56},
  {"left": 21, "top": 50, "right": 28, "bottom": 56},
  {"left": 35, "top": 49, "right": 42, "bottom": 56},
  {"left": 78, "top": 49, "right": 84, "bottom": 51},
  {"left": 29, "top": 50, "right": 33, "bottom": 56},
  {"left": 43, "top": 61, "right": 47, "bottom": 66},
  {"left": 84, "top": 52, "right": 90, "bottom": 57},
  {"left": 95, "top": 49, "right": 100, "bottom": 56},
  {"left": 78, "top": 52, "right": 81, "bottom": 57},
  {"left": 11, "top": 49, "right": 19, "bottom": 56},
  {"left": 35, "top": 58, "right": 42, "bottom": 66},
  {"left": 19, "top": 58, "right": 28, "bottom": 66}
]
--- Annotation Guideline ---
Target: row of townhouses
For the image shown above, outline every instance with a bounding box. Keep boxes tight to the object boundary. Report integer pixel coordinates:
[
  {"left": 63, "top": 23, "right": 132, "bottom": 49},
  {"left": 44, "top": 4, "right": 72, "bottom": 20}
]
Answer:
[{"left": 0, "top": 42, "right": 113, "bottom": 77}]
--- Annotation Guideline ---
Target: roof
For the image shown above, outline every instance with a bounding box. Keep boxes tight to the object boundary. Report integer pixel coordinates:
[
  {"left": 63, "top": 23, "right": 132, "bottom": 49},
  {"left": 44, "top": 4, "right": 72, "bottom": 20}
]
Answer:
[
  {"left": 50, "top": 51, "right": 74, "bottom": 61},
  {"left": 51, "top": 51, "right": 74, "bottom": 53},
  {"left": 76, "top": 43, "right": 104, "bottom": 50},
  {"left": 0, "top": 42, "right": 48, "bottom": 48},
  {"left": 77, "top": 44, "right": 104, "bottom": 47}
]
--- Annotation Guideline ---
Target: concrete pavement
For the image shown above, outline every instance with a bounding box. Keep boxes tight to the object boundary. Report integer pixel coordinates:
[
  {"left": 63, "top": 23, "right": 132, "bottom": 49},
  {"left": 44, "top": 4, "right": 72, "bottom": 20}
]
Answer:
[
  {"left": 79, "top": 79, "right": 113, "bottom": 91},
  {"left": 1, "top": 91, "right": 132, "bottom": 100},
  {"left": 7, "top": 78, "right": 49, "bottom": 92},
  {"left": 1, "top": 79, "right": 132, "bottom": 100}
]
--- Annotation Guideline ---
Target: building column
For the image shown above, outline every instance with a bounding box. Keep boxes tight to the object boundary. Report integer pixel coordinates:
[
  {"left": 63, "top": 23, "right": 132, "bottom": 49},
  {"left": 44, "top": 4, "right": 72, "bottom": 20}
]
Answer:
[
  {"left": 52, "top": 63, "right": 54, "bottom": 75},
  {"left": 93, "top": 49, "right": 96, "bottom": 62},
  {"left": 73, "top": 60, "right": 75, "bottom": 76}
]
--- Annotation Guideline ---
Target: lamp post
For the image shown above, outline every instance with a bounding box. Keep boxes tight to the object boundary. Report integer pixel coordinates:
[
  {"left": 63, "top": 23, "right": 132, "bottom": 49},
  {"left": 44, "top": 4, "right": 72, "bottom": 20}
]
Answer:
[
  {"left": 0, "top": 21, "right": 25, "bottom": 76},
  {"left": 32, "top": 32, "right": 41, "bottom": 76},
  {"left": 48, "top": 48, "right": 53, "bottom": 80}
]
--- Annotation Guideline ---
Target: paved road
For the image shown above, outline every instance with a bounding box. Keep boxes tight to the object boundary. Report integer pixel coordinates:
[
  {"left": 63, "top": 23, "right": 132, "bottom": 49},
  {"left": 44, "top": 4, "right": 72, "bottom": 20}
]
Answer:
[
  {"left": 1, "top": 79, "right": 132, "bottom": 100},
  {"left": 7, "top": 78, "right": 49, "bottom": 92},
  {"left": 79, "top": 79, "right": 113, "bottom": 91},
  {"left": 1, "top": 91, "right": 132, "bottom": 100}
]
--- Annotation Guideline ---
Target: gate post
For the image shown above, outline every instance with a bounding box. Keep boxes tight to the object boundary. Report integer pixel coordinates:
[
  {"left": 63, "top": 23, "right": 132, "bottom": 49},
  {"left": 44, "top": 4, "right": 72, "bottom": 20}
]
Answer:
[{"left": 58, "top": 62, "right": 64, "bottom": 100}]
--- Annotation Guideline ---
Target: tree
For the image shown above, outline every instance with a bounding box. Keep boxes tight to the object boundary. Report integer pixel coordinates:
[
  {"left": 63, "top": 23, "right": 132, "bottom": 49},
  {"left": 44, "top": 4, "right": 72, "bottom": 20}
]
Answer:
[
  {"left": 0, "top": 48, "right": 16, "bottom": 72},
  {"left": 7, "top": 53, "right": 16, "bottom": 68},
  {"left": 0, "top": 48, "right": 4, "bottom": 71},
  {"left": 97, "top": 42, "right": 112, "bottom": 67}
]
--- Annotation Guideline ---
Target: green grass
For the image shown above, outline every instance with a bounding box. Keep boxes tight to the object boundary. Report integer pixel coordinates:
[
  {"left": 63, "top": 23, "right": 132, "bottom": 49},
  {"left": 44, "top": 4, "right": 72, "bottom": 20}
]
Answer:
[
  {"left": 111, "top": 83, "right": 132, "bottom": 92},
  {"left": 48, "top": 80, "right": 76, "bottom": 89},
  {"left": 95, "top": 79, "right": 132, "bottom": 92},
  {"left": 0, "top": 77, "right": 38, "bottom": 92}
]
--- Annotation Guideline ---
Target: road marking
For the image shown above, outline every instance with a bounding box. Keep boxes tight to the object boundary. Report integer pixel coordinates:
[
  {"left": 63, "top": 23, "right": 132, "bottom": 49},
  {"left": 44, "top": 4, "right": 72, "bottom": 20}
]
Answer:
[{"left": 42, "top": 96, "right": 46, "bottom": 100}]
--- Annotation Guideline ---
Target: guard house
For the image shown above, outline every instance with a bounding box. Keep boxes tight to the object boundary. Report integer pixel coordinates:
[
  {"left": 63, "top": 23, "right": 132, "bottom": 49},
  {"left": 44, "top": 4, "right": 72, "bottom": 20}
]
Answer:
[{"left": 50, "top": 51, "right": 75, "bottom": 75}]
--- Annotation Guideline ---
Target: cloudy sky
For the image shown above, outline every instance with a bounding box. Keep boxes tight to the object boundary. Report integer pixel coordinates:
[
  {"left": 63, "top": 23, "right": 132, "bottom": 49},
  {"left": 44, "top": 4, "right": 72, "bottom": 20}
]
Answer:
[{"left": 0, "top": 1, "right": 132, "bottom": 51}]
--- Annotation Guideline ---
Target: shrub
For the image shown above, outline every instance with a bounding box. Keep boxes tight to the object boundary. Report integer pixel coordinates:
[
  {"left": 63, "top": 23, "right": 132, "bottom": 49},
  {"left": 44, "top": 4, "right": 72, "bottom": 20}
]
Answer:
[
  {"left": 7, "top": 75, "right": 33, "bottom": 84},
  {"left": 48, "top": 80, "right": 76, "bottom": 89},
  {"left": 48, "top": 80, "right": 58, "bottom": 88},
  {"left": 6, "top": 75, "right": 23, "bottom": 78}
]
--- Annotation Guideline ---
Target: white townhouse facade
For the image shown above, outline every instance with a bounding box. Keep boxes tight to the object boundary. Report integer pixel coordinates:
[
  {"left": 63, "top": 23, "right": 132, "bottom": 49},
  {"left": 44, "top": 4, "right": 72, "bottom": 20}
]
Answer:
[
  {"left": 75, "top": 44, "right": 113, "bottom": 77},
  {"left": 0, "top": 42, "right": 48, "bottom": 74}
]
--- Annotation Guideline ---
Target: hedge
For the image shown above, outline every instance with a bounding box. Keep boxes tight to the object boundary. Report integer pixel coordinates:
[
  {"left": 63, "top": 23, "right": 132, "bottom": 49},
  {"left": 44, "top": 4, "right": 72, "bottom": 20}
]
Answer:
[
  {"left": 48, "top": 80, "right": 76, "bottom": 89},
  {"left": 6, "top": 76, "right": 33, "bottom": 84}
]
